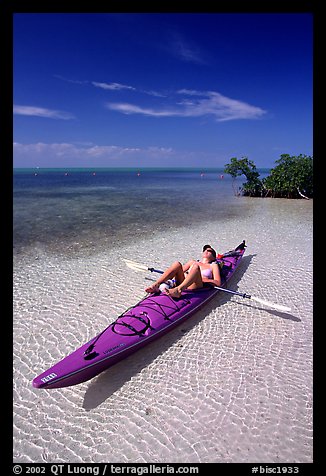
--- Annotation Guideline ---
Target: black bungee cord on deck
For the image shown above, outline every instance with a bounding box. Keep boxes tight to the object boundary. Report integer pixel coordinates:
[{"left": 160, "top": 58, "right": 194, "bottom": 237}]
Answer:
[{"left": 83, "top": 291, "right": 184, "bottom": 359}]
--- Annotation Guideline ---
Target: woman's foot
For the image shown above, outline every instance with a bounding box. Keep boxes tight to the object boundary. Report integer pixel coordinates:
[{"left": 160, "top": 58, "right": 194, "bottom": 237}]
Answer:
[
  {"left": 145, "top": 283, "right": 160, "bottom": 293},
  {"left": 165, "top": 287, "right": 182, "bottom": 298}
]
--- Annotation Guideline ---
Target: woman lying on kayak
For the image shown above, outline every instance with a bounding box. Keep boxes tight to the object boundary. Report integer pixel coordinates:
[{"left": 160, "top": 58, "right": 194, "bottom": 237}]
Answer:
[{"left": 145, "top": 245, "right": 221, "bottom": 298}]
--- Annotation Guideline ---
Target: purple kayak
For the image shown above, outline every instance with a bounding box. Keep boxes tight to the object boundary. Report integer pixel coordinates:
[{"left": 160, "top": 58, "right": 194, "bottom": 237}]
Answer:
[{"left": 33, "top": 241, "right": 246, "bottom": 389}]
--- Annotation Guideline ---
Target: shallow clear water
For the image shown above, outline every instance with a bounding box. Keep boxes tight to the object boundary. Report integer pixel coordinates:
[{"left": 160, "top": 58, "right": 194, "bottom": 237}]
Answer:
[{"left": 14, "top": 168, "right": 250, "bottom": 258}]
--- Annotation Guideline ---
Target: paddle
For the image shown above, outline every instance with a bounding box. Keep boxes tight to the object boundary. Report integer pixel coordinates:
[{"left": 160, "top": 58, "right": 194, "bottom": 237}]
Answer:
[{"left": 122, "top": 258, "right": 291, "bottom": 313}]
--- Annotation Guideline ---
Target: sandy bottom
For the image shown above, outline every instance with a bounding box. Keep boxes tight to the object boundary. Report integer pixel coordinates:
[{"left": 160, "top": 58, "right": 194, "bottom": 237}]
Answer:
[{"left": 13, "top": 198, "right": 313, "bottom": 463}]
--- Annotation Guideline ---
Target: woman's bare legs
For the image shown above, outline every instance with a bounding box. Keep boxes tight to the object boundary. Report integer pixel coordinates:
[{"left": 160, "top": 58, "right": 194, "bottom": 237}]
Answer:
[
  {"left": 145, "top": 261, "right": 186, "bottom": 293},
  {"left": 165, "top": 262, "right": 203, "bottom": 298}
]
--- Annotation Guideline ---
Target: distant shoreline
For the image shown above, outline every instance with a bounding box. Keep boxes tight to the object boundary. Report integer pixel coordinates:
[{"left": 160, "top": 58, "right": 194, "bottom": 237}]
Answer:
[{"left": 13, "top": 166, "right": 272, "bottom": 174}]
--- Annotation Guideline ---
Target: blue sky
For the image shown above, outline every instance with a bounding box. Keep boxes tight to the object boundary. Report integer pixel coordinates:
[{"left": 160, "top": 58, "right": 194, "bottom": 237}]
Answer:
[{"left": 13, "top": 13, "right": 313, "bottom": 169}]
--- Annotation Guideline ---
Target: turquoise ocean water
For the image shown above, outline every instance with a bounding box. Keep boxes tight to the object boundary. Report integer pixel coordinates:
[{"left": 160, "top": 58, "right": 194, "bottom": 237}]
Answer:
[{"left": 13, "top": 168, "right": 270, "bottom": 258}]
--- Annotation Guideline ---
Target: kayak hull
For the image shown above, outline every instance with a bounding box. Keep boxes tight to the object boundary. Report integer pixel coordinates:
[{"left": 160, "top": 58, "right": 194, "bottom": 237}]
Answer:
[{"left": 33, "top": 241, "right": 246, "bottom": 389}]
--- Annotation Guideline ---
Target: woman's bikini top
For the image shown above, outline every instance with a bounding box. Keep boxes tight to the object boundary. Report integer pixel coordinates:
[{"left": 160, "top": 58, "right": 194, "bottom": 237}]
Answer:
[{"left": 200, "top": 265, "right": 213, "bottom": 279}]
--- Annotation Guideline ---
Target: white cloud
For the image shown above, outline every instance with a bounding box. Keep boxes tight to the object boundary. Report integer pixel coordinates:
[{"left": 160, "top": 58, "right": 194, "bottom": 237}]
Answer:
[
  {"left": 13, "top": 105, "right": 74, "bottom": 120},
  {"left": 57, "top": 75, "right": 166, "bottom": 98},
  {"left": 13, "top": 142, "right": 174, "bottom": 162},
  {"left": 54, "top": 73, "right": 263, "bottom": 123},
  {"left": 173, "top": 40, "right": 204, "bottom": 64},
  {"left": 92, "top": 81, "right": 136, "bottom": 91},
  {"left": 107, "top": 103, "right": 180, "bottom": 117},
  {"left": 167, "top": 32, "right": 207, "bottom": 65},
  {"left": 13, "top": 142, "right": 227, "bottom": 168},
  {"left": 107, "top": 89, "right": 266, "bottom": 122},
  {"left": 54, "top": 75, "right": 88, "bottom": 85}
]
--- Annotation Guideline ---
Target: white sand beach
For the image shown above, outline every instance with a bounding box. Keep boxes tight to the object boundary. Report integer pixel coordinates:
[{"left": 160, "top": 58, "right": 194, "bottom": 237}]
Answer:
[{"left": 13, "top": 197, "right": 313, "bottom": 463}]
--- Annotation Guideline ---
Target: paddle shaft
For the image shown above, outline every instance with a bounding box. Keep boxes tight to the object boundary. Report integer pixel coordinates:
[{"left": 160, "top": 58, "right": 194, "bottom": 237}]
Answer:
[
  {"left": 213, "top": 286, "right": 250, "bottom": 299},
  {"left": 148, "top": 267, "right": 164, "bottom": 274}
]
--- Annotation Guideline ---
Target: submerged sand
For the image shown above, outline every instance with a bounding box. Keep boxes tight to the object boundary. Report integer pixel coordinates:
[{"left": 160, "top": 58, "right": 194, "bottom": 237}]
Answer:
[{"left": 13, "top": 198, "right": 313, "bottom": 463}]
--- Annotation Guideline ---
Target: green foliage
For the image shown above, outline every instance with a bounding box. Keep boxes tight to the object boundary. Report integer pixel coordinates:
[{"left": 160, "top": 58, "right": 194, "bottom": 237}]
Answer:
[
  {"left": 262, "top": 154, "right": 313, "bottom": 198},
  {"left": 224, "top": 154, "right": 313, "bottom": 199},
  {"left": 224, "top": 156, "right": 263, "bottom": 196}
]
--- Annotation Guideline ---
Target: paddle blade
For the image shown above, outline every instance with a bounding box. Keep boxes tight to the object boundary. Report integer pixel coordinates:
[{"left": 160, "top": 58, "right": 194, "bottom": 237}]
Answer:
[
  {"left": 250, "top": 296, "right": 291, "bottom": 313},
  {"left": 123, "top": 259, "right": 149, "bottom": 272}
]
